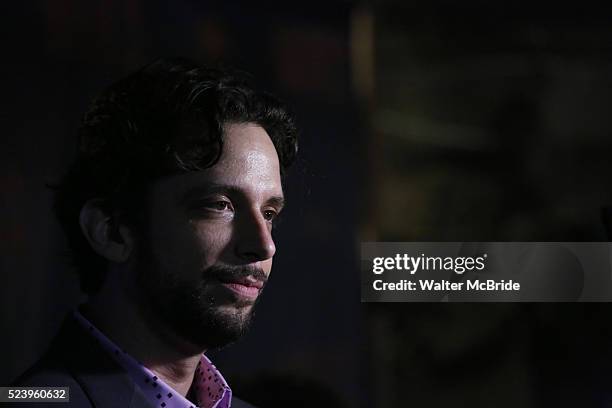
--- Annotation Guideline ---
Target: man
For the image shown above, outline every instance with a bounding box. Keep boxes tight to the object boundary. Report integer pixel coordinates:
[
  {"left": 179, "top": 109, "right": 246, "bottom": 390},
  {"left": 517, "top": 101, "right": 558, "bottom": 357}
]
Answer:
[{"left": 11, "top": 57, "right": 298, "bottom": 408}]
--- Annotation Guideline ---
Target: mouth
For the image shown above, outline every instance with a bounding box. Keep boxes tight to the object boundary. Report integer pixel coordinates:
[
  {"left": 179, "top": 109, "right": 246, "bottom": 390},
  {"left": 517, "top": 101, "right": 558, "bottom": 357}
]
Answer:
[{"left": 217, "top": 276, "right": 264, "bottom": 301}]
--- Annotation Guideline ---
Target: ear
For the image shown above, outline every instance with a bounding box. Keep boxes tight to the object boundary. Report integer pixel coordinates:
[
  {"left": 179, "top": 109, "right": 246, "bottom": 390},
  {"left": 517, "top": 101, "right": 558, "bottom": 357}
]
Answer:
[{"left": 79, "top": 199, "right": 135, "bottom": 263}]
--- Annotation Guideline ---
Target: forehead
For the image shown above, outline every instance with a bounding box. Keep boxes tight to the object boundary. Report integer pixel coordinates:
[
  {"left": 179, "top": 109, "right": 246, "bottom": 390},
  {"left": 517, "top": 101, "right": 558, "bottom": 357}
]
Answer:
[
  {"left": 154, "top": 123, "right": 283, "bottom": 199},
  {"left": 211, "top": 123, "right": 281, "bottom": 183}
]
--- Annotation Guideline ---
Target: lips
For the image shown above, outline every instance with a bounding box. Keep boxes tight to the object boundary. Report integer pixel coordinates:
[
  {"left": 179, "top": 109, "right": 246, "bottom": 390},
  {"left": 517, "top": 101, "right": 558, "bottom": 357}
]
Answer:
[
  {"left": 217, "top": 276, "right": 265, "bottom": 300},
  {"left": 223, "top": 276, "right": 264, "bottom": 289}
]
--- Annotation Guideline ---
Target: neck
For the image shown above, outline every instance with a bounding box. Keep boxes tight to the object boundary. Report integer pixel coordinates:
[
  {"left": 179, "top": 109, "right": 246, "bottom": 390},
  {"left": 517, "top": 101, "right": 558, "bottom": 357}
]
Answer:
[{"left": 81, "top": 274, "right": 205, "bottom": 397}]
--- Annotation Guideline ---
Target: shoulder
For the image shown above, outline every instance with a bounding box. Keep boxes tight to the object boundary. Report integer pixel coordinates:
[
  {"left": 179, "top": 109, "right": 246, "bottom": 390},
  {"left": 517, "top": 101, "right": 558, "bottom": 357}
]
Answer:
[
  {"left": 10, "top": 361, "right": 92, "bottom": 407},
  {"left": 9, "top": 314, "right": 122, "bottom": 408},
  {"left": 13, "top": 361, "right": 78, "bottom": 388}
]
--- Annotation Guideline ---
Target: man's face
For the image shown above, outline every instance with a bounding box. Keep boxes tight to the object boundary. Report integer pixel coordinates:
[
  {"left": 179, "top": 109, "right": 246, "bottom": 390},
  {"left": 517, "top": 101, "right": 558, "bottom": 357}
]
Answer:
[{"left": 132, "top": 123, "right": 284, "bottom": 350}]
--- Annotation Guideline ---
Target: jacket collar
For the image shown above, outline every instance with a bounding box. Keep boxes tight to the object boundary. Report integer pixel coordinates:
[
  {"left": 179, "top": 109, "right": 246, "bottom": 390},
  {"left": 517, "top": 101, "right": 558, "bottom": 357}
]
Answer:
[{"left": 48, "top": 313, "right": 154, "bottom": 408}]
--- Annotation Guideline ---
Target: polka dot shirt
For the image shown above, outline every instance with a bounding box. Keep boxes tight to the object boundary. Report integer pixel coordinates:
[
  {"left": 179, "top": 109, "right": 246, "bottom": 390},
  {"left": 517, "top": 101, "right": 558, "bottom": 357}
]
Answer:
[{"left": 73, "top": 310, "right": 232, "bottom": 408}]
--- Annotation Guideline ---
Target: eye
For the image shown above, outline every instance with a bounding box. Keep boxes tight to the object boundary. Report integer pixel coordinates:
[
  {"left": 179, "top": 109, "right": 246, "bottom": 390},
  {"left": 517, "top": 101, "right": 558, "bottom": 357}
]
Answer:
[
  {"left": 209, "top": 200, "right": 232, "bottom": 211},
  {"left": 263, "top": 209, "right": 278, "bottom": 222}
]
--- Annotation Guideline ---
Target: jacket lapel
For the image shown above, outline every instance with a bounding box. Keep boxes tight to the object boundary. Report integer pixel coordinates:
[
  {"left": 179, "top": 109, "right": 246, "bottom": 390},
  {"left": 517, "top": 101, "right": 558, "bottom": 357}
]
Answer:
[{"left": 50, "top": 315, "right": 155, "bottom": 408}]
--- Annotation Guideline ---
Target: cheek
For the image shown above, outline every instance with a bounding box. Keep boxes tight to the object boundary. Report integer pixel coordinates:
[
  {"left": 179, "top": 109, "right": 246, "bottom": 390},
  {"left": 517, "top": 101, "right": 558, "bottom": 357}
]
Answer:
[
  {"left": 192, "top": 220, "right": 233, "bottom": 265},
  {"left": 147, "top": 222, "right": 201, "bottom": 277}
]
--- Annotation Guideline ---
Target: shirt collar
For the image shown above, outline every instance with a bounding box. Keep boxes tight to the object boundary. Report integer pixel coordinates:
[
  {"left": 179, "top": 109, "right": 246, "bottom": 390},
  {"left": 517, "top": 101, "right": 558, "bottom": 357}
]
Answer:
[{"left": 73, "top": 309, "right": 232, "bottom": 408}]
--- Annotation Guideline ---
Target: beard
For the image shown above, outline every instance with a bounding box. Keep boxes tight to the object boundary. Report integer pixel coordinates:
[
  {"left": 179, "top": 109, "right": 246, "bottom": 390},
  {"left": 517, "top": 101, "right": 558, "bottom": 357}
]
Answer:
[{"left": 133, "top": 249, "right": 268, "bottom": 351}]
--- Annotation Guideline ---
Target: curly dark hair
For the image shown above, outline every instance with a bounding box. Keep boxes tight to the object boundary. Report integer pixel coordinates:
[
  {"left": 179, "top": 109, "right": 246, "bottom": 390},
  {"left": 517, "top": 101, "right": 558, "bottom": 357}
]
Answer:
[{"left": 54, "top": 57, "right": 299, "bottom": 295}]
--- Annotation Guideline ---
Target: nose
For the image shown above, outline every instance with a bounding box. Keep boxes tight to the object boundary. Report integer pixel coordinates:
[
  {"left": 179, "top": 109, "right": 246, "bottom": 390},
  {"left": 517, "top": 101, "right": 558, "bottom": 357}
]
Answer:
[{"left": 234, "top": 209, "right": 276, "bottom": 262}]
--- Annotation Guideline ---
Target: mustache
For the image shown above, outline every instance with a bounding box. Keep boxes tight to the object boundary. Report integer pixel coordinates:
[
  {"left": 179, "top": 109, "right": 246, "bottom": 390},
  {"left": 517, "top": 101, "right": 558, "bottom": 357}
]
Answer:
[{"left": 205, "top": 264, "right": 268, "bottom": 285}]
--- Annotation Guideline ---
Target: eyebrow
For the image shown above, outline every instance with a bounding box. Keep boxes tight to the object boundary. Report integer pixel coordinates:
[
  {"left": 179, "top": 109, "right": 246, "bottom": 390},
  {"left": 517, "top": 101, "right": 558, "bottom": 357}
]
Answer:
[
  {"left": 266, "top": 196, "right": 286, "bottom": 210},
  {"left": 179, "top": 183, "right": 285, "bottom": 209}
]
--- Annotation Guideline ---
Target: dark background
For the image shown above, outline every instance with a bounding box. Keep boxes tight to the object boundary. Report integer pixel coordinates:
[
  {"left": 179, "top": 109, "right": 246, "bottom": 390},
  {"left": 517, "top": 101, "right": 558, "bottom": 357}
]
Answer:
[{"left": 3, "top": 1, "right": 612, "bottom": 407}]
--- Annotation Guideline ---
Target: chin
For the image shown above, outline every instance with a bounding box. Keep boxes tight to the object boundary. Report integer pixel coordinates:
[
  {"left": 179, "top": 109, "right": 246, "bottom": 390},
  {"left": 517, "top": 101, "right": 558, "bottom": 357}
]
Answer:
[
  {"left": 192, "top": 310, "right": 254, "bottom": 350},
  {"left": 211, "top": 302, "right": 254, "bottom": 328},
  {"left": 217, "top": 300, "right": 255, "bottom": 312}
]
